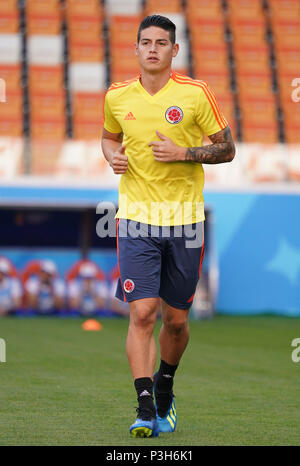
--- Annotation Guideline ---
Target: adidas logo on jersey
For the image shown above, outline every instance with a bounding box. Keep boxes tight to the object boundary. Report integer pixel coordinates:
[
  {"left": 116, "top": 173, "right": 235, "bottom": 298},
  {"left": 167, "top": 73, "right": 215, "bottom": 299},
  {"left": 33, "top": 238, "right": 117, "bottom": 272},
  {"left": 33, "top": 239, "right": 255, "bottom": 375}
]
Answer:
[{"left": 124, "top": 112, "right": 136, "bottom": 120}]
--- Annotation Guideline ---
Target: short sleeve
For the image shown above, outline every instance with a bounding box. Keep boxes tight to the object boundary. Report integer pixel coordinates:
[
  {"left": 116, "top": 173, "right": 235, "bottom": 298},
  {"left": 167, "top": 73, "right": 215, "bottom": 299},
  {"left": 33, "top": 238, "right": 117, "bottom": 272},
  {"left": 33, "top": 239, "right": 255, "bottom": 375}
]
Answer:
[
  {"left": 103, "top": 91, "right": 122, "bottom": 133},
  {"left": 195, "top": 84, "right": 228, "bottom": 137}
]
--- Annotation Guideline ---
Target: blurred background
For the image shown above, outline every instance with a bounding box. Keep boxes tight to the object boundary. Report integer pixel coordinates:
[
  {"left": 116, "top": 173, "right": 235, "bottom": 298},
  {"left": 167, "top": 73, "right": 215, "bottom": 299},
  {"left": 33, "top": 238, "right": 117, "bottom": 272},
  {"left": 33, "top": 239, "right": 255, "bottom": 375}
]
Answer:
[{"left": 0, "top": 0, "right": 299, "bottom": 318}]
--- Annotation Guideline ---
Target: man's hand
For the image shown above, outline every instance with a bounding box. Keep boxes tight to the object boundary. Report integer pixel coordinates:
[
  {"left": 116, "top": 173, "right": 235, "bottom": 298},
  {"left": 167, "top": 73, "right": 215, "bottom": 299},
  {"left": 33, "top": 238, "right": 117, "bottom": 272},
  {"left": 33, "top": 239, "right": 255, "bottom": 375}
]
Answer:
[
  {"left": 111, "top": 145, "right": 128, "bottom": 174},
  {"left": 149, "top": 131, "right": 185, "bottom": 162}
]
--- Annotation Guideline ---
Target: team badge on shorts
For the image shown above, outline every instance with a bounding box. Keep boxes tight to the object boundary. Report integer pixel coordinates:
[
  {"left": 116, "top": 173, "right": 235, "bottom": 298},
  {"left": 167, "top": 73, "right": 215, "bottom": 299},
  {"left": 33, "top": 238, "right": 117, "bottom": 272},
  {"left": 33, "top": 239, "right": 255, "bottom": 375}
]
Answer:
[
  {"left": 124, "top": 279, "right": 135, "bottom": 293},
  {"left": 165, "top": 106, "right": 183, "bottom": 124}
]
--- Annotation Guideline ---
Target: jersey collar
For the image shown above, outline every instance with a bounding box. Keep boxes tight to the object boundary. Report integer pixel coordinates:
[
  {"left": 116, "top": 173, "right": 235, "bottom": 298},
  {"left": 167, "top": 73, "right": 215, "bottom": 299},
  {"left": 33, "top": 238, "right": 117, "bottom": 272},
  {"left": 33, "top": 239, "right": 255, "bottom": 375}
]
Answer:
[{"left": 135, "top": 70, "right": 175, "bottom": 101}]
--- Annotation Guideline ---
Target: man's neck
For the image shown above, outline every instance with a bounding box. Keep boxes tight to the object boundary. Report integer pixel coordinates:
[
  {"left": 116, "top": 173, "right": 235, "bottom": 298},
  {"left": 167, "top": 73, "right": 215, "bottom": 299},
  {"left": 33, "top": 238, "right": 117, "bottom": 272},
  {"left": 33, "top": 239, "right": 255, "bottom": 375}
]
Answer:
[{"left": 140, "top": 68, "right": 172, "bottom": 96}]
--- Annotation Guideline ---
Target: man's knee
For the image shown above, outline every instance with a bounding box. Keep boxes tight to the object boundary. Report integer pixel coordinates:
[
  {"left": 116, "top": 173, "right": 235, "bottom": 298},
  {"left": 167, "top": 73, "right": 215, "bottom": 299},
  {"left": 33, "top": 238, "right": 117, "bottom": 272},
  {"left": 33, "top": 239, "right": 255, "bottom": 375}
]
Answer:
[
  {"left": 163, "top": 313, "right": 189, "bottom": 336},
  {"left": 130, "top": 298, "right": 158, "bottom": 329}
]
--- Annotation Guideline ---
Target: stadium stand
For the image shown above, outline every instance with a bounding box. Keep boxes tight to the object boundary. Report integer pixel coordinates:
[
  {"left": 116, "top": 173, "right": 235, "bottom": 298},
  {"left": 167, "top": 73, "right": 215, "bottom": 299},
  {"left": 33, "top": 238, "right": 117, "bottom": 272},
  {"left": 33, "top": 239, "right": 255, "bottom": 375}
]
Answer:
[{"left": 0, "top": 0, "right": 299, "bottom": 180}]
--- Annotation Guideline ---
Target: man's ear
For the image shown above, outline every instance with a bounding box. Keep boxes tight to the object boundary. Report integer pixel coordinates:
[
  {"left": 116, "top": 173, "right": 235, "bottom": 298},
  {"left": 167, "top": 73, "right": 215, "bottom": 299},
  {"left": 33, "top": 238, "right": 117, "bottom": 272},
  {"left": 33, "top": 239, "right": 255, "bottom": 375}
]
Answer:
[{"left": 172, "top": 43, "right": 179, "bottom": 58}]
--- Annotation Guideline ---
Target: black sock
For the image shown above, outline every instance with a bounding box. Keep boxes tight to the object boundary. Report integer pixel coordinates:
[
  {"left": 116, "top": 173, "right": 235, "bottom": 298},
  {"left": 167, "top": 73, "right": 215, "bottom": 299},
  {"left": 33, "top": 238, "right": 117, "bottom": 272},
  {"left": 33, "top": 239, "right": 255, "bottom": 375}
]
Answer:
[
  {"left": 134, "top": 377, "right": 156, "bottom": 418},
  {"left": 156, "top": 360, "right": 178, "bottom": 392}
]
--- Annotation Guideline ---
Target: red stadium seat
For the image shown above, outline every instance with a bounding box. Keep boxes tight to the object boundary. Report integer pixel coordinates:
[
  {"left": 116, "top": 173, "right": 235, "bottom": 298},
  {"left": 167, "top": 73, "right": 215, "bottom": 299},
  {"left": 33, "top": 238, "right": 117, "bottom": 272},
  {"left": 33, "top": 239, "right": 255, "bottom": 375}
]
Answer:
[
  {"left": 192, "top": 44, "right": 228, "bottom": 74},
  {"left": 242, "top": 123, "right": 279, "bottom": 144},
  {"left": 188, "top": 18, "right": 225, "bottom": 46},
  {"left": 72, "top": 92, "right": 104, "bottom": 121},
  {"left": 185, "top": 0, "right": 223, "bottom": 21},
  {"left": 240, "top": 96, "right": 278, "bottom": 125},
  {"left": 29, "top": 90, "right": 66, "bottom": 119},
  {"left": 0, "top": 64, "right": 21, "bottom": 91},
  {"left": 145, "top": 0, "right": 182, "bottom": 14},
  {"left": 0, "top": 90, "right": 22, "bottom": 118},
  {"left": 30, "top": 118, "right": 66, "bottom": 140},
  {"left": 0, "top": 0, "right": 18, "bottom": 14},
  {"left": 268, "top": 0, "right": 300, "bottom": 20},
  {"left": 275, "top": 46, "right": 300, "bottom": 74},
  {"left": 110, "top": 66, "right": 140, "bottom": 84},
  {"left": 69, "top": 40, "right": 105, "bottom": 63},
  {"left": 26, "top": 0, "right": 61, "bottom": 15},
  {"left": 230, "top": 18, "right": 267, "bottom": 46},
  {"left": 234, "top": 45, "right": 270, "bottom": 73},
  {"left": 193, "top": 71, "right": 232, "bottom": 99},
  {"left": 72, "top": 118, "right": 101, "bottom": 140},
  {"left": 285, "top": 123, "right": 300, "bottom": 143},
  {"left": 271, "top": 19, "right": 300, "bottom": 47},
  {"left": 67, "top": 14, "right": 102, "bottom": 43},
  {"left": 227, "top": 0, "right": 264, "bottom": 20},
  {"left": 0, "top": 117, "right": 23, "bottom": 137},
  {"left": 236, "top": 71, "right": 273, "bottom": 98},
  {"left": 28, "top": 65, "right": 64, "bottom": 92},
  {"left": 109, "top": 15, "right": 141, "bottom": 45},
  {"left": 26, "top": 13, "right": 62, "bottom": 35},
  {"left": 0, "top": 12, "right": 19, "bottom": 33},
  {"left": 65, "top": 0, "right": 102, "bottom": 17}
]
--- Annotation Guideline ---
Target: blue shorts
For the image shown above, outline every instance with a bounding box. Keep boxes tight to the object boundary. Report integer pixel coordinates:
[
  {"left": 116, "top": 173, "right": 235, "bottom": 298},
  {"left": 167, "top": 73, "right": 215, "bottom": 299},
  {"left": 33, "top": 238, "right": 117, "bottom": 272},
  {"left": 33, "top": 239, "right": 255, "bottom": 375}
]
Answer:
[{"left": 115, "top": 219, "right": 205, "bottom": 310}]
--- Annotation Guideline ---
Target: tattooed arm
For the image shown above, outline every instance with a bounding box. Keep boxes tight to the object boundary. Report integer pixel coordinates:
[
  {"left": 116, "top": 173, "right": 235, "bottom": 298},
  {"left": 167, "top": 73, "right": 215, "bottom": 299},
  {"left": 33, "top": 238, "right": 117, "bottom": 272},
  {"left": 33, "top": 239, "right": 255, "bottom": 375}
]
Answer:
[
  {"left": 149, "top": 127, "right": 235, "bottom": 164},
  {"left": 185, "top": 127, "right": 235, "bottom": 164}
]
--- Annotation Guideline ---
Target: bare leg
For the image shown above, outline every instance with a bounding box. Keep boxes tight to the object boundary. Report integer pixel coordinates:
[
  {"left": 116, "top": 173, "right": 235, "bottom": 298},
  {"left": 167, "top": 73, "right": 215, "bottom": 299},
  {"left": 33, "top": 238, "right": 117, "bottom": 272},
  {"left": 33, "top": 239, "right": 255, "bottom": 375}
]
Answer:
[
  {"left": 126, "top": 297, "right": 159, "bottom": 379},
  {"left": 159, "top": 301, "right": 190, "bottom": 366}
]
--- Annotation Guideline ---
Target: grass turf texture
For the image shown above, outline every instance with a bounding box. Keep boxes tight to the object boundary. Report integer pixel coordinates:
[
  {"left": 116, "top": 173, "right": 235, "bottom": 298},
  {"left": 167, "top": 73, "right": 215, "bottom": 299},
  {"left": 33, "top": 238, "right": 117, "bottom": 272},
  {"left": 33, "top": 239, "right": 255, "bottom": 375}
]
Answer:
[{"left": 0, "top": 315, "right": 299, "bottom": 446}]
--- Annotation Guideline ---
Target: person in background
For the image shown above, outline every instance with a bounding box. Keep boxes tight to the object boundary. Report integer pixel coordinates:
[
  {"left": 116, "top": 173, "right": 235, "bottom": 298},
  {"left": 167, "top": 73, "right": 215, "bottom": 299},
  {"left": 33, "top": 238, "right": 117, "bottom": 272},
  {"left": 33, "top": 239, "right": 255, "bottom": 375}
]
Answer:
[
  {"left": 0, "top": 257, "right": 22, "bottom": 316},
  {"left": 24, "top": 260, "right": 65, "bottom": 314},
  {"left": 67, "top": 262, "right": 109, "bottom": 316}
]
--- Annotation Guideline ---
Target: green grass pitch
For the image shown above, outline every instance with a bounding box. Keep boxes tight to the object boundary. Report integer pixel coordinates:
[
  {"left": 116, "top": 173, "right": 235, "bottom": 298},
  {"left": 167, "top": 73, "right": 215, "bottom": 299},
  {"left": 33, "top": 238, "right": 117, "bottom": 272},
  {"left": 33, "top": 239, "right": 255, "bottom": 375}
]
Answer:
[{"left": 0, "top": 314, "right": 299, "bottom": 446}]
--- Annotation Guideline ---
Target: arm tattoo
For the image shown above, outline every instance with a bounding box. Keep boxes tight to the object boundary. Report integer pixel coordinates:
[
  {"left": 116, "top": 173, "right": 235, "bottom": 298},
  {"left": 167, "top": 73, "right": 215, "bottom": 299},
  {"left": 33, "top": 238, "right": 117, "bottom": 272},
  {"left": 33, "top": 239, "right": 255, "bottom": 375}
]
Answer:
[
  {"left": 116, "top": 132, "right": 123, "bottom": 142},
  {"left": 185, "top": 127, "right": 235, "bottom": 164}
]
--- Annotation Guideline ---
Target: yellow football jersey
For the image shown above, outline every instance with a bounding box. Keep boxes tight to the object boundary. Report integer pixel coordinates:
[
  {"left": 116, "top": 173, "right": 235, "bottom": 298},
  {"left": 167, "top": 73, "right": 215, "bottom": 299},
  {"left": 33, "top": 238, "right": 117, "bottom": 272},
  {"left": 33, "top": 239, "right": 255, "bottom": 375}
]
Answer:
[{"left": 103, "top": 71, "right": 228, "bottom": 226}]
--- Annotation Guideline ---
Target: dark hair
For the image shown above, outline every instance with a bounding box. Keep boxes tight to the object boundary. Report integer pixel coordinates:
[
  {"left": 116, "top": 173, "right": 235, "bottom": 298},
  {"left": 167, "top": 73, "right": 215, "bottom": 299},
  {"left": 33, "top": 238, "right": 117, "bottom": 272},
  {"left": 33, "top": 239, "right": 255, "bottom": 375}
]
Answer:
[{"left": 137, "top": 15, "right": 176, "bottom": 44}]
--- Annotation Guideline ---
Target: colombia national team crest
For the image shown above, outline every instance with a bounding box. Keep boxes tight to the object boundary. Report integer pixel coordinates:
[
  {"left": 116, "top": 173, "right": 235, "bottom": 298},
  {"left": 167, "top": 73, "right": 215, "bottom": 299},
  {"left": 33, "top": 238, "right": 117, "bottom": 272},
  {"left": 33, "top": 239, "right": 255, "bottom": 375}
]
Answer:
[
  {"left": 165, "top": 106, "right": 183, "bottom": 124},
  {"left": 124, "top": 278, "right": 135, "bottom": 293}
]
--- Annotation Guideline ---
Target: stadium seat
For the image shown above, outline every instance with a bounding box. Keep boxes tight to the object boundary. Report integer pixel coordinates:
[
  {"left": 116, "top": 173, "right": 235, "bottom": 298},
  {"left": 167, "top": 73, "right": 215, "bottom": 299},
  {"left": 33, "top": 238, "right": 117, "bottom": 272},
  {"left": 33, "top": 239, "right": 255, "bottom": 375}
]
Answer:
[
  {"left": 267, "top": 0, "right": 300, "bottom": 20},
  {"left": 193, "top": 44, "right": 228, "bottom": 74},
  {"left": 26, "top": 0, "right": 61, "bottom": 15},
  {"left": 188, "top": 18, "right": 225, "bottom": 46},
  {"left": 72, "top": 92, "right": 104, "bottom": 121},
  {"left": 26, "top": 13, "right": 62, "bottom": 35},
  {"left": 194, "top": 70, "right": 231, "bottom": 95},
  {"left": 0, "top": 117, "right": 23, "bottom": 137},
  {"left": 0, "top": 0, "right": 18, "bottom": 14},
  {"left": 69, "top": 40, "right": 105, "bottom": 63},
  {"left": 105, "top": 0, "right": 142, "bottom": 16},
  {"left": 0, "top": 33, "right": 21, "bottom": 64},
  {"left": 0, "top": 63, "right": 21, "bottom": 91},
  {"left": 271, "top": 19, "right": 300, "bottom": 47},
  {"left": 27, "top": 35, "right": 64, "bottom": 65},
  {"left": 236, "top": 71, "right": 273, "bottom": 98},
  {"left": 185, "top": 0, "right": 223, "bottom": 21},
  {"left": 29, "top": 91, "right": 66, "bottom": 120},
  {"left": 109, "top": 15, "right": 141, "bottom": 44},
  {"left": 242, "top": 123, "right": 279, "bottom": 144},
  {"left": 0, "top": 89, "right": 22, "bottom": 118},
  {"left": 234, "top": 45, "right": 270, "bottom": 73},
  {"left": 230, "top": 18, "right": 267, "bottom": 46},
  {"left": 285, "top": 123, "right": 300, "bottom": 144},
  {"left": 30, "top": 118, "right": 66, "bottom": 140},
  {"left": 227, "top": 0, "right": 264, "bottom": 20},
  {"left": 69, "top": 63, "right": 106, "bottom": 92},
  {"left": 145, "top": 0, "right": 182, "bottom": 14},
  {"left": 110, "top": 66, "right": 140, "bottom": 83},
  {"left": 28, "top": 65, "right": 64, "bottom": 92},
  {"left": 72, "top": 119, "right": 102, "bottom": 140},
  {"left": 65, "top": 0, "right": 102, "bottom": 17},
  {"left": 67, "top": 14, "right": 102, "bottom": 43},
  {"left": 275, "top": 46, "right": 300, "bottom": 74},
  {"left": 240, "top": 96, "right": 278, "bottom": 125},
  {"left": 65, "top": 259, "right": 106, "bottom": 282},
  {"left": 0, "top": 12, "right": 19, "bottom": 33}
]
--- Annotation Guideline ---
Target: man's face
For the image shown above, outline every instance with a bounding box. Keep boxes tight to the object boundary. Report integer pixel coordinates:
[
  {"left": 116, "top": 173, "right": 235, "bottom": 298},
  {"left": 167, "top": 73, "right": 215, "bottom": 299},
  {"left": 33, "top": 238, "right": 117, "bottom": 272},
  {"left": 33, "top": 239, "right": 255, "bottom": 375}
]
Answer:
[{"left": 135, "top": 26, "right": 179, "bottom": 73}]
